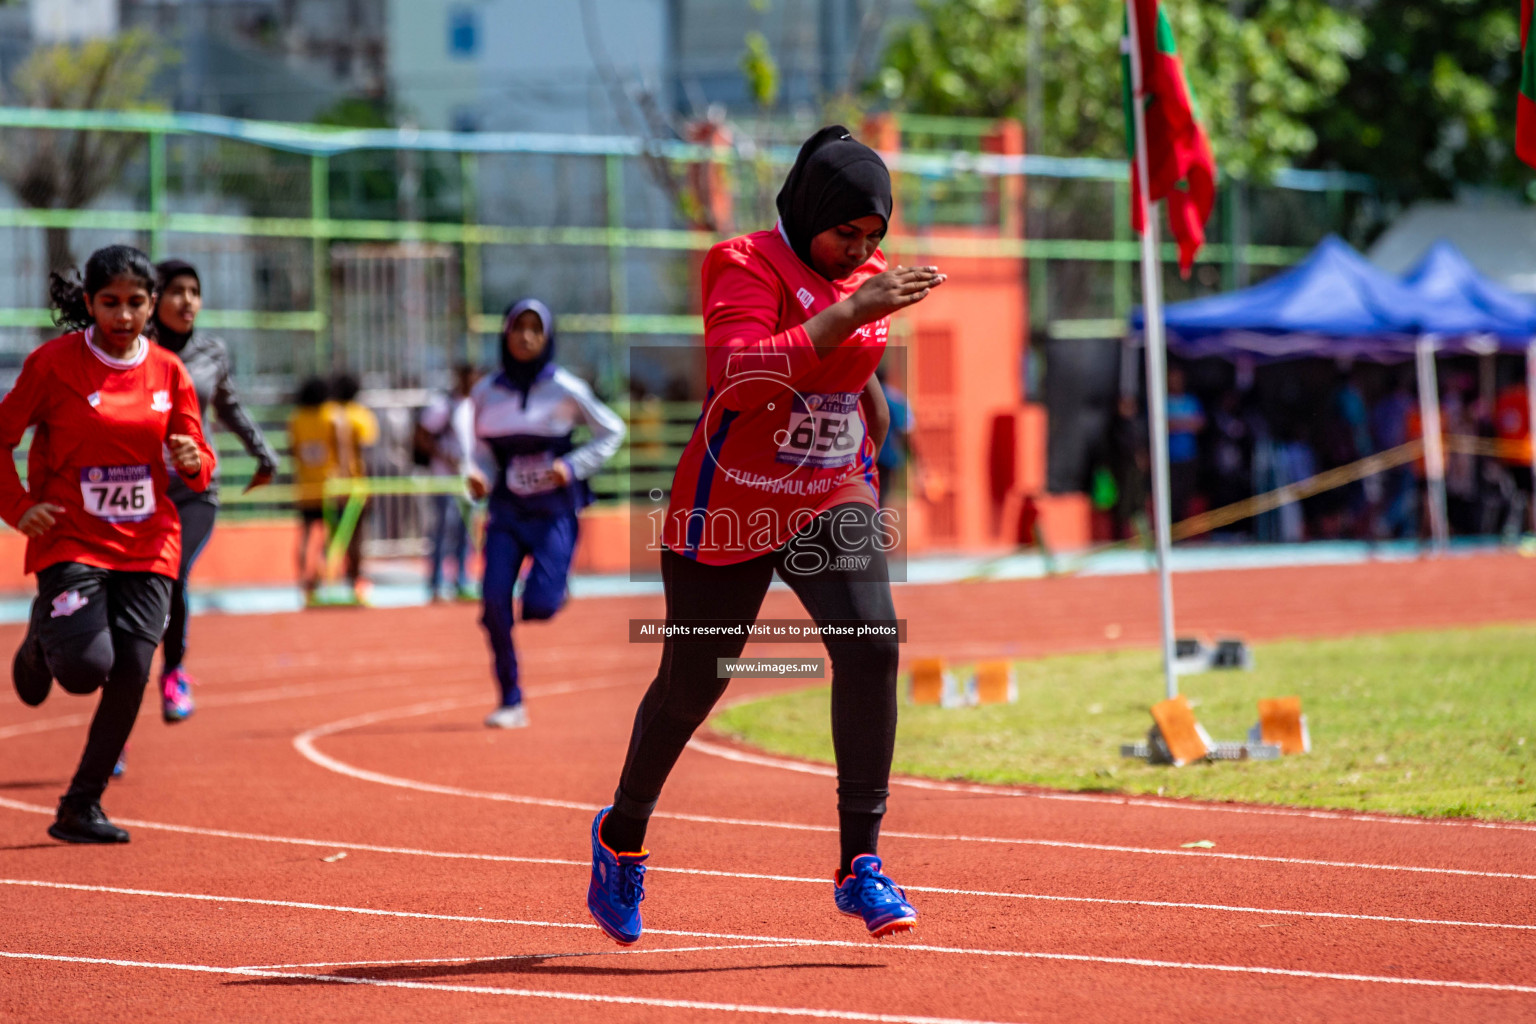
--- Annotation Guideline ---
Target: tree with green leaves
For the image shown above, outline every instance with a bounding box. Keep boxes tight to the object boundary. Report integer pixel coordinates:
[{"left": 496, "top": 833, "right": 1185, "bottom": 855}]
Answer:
[
  {"left": 874, "top": 0, "right": 1363, "bottom": 182},
  {"left": 1306, "top": 0, "right": 1524, "bottom": 202},
  {"left": 0, "top": 30, "right": 175, "bottom": 273}
]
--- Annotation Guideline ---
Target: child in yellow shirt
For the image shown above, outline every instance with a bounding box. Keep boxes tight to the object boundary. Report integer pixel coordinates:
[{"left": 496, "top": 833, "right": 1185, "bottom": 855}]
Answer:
[
  {"left": 287, "top": 377, "right": 337, "bottom": 602},
  {"left": 327, "top": 374, "right": 378, "bottom": 603}
]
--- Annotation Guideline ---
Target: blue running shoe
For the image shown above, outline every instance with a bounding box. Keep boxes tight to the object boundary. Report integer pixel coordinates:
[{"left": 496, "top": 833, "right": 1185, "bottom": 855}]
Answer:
[
  {"left": 834, "top": 854, "right": 917, "bottom": 938},
  {"left": 587, "top": 807, "right": 647, "bottom": 945}
]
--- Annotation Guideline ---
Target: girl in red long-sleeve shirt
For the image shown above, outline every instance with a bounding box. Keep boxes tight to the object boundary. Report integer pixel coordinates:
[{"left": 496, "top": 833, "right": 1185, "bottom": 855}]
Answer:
[
  {"left": 3, "top": 245, "right": 215, "bottom": 844},
  {"left": 587, "top": 127, "right": 945, "bottom": 945}
]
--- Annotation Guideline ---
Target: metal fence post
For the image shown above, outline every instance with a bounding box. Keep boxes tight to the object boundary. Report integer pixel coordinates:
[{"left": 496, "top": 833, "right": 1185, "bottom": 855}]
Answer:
[
  {"left": 461, "top": 150, "right": 481, "bottom": 366},
  {"left": 1222, "top": 177, "right": 1238, "bottom": 292},
  {"left": 148, "top": 130, "right": 167, "bottom": 261},
  {"left": 312, "top": 153, "right": 331, "bottom": 373},
  {"left": 605, "top": 152, "right": 626, "bottom": 398},
  {"left": 1113, "top": 179, "right": 1132, "bottom": 321}
]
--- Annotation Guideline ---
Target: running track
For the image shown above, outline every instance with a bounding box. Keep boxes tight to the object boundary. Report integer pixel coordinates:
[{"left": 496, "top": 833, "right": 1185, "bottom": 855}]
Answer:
[{"left": 1, "top": 554, "right": 1534, "bottom": 1023}]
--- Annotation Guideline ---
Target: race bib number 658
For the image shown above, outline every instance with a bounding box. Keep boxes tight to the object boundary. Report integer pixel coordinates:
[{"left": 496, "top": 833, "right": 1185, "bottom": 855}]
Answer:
[
  {"left": 80, "top": 465, "right": 156, "bottom": 523},
  {"left": 774, "top": 392, "right": 864, "bottom": 469},
  {"left": 507, "top": 453, "right": 559, "bottom": 496}
]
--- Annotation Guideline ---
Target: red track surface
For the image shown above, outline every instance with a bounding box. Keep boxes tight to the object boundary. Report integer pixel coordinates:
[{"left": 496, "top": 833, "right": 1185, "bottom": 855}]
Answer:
[{"left": 2, "top": 553, "right": 1535, "bottom": 1023}]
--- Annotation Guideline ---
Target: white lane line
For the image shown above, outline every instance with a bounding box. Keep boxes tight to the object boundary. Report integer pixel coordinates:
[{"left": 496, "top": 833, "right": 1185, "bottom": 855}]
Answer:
[
  {"left": 239, "top": 943, "right": 812, "bottom": 970},
  {"left": 0, "top": 797, "right": 1526, "bottom": 932},
  {"left": 294, "top": 698, "right": 591, "bottom": 810},
  {"left": 688, "top": 738, "right": 1536, "bottom": 834},
  {"left": 200, "top": 675, "right": 479, "bottom": 709},
  {"left": 292, "top": 703, "right": 1536, "bottom": 883},
  {"left": 0, "top": 678, "right": 476, "bottom": 744},
  {"left": 0, "top": 714, "right": 91, "bottom": 740},
  {"left": 2, "top": 883, "right": 1534, "bottom": 996},
  {"left": 242, "top": 956, "right": 493, "bottom": 970},
  {"left": 0, "top": 950, "right": 1025, "bottom": 1024}
]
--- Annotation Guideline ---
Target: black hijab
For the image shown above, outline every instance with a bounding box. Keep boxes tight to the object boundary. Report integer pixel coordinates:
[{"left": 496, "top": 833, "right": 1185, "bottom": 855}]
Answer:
[
  {"left": 151, "top": 258, "right": 201, "bottom": 353},
  {"left": 775, "top": 125, "right": 892, "bottom": 274},
  {"left": 500, "top": 298, "right": 557, "bottom": 399}
]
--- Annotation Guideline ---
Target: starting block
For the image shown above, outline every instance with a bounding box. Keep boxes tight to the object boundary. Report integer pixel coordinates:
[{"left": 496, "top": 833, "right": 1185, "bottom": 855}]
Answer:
[
  {"left": 910, "top": 658, "right": 961, "bottom": 706},
  {"left": 972, "top": 661, "right": 1017, "bottom": 705},
  {"left": 1173, "top": 636, "right": 1254, "bottom": 674},
  {"left": 1121, "top": 693, "right": 1283, "bottom": 765},
  {"left": 1147, "top": 694, "right": 1213, "bottom": 765},
  {"left": 1211, "top": 638, "right": 1254, "bottom": 670},
  {"left": 912, "top": 658, "right": 1017, "bottom": 708},
  {"left": 1250, "top": 695, "right": 1310, "bottom": 754},
  {"left": 1173, "top": 637, "right": 1210, "bottom": 675}
]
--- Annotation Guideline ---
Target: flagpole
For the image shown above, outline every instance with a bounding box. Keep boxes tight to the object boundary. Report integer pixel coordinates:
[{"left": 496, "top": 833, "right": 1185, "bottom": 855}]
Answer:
[{"left": 1126, "top": 0, "right": 1179, "bottom": 702}]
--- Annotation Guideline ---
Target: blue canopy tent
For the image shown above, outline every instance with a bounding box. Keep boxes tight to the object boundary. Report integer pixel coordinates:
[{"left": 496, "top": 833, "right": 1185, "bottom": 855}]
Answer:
[
  {"left": 1401, "top": 240, "right": 1536, "bottom": 538},
  {"left": 1128, "top": 235, "right": 1530, "bottom": 546},
  {"left": 1401, "top": 239, "right": 1536, "bottom": 344},
  {"left": 1132, "top": 235, "right": 1463, "bottom": 360}
]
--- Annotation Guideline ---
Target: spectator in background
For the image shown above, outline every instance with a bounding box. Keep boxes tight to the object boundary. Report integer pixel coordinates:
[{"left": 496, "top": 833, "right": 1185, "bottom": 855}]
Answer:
[
  {"left": 1272, "top": 418, "right": 1314, "bottom": 543},
  {"left": 1441, "top": 373, "right": 1479, "bottom": 536},
  {"left": 627, "top": 380, "right": 666, "bottom": 469},
  {"left": 874, "top": 364, "right": 913, "bottom": 507},
  {"left": 416, "top": 364, "right": 480, "bottom": 602},
  {"left": 1337, "top": 368, "right": 1376, "bottom": 533},
  {"left": 1494, "top": 379, "right": 1532, "bottom": 536},
  {"left": 1204, "top": 389, "right": 1253, "bottom": 536},
  {"left": 329, "top": 373, "right": 378, "bottom": 605},
  {"left": 1371, "top": 370, "right": 1417, "bottom": 539},
  {"left": 288, "top": 376, "right": 337, "bottom": 604},
  {"left": 1110, "top": 394, "right": 1149, "bottom": 542},
  {"left": 1309, "top": 382, "right": 1363, "bottom": 540},
  {"left": 1165, "top": 366, "right": 1204, "bottom": 522}
]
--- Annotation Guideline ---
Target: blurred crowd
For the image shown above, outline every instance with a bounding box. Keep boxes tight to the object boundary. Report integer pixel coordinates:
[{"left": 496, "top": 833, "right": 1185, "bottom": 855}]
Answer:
[{"left": 1093, "top": 361, "right": 1534, "bottom": 545}]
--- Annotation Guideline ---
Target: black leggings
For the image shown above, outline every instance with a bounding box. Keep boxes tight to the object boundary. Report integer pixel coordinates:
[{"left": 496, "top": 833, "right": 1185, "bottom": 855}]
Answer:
[
  {"left": 611, "top": 503, "right": 900, "bottom": 861},
  {"left": 59, "top": 630, "right": 158, "bottom": 804},
  {"left": 164, "top": 496, "right": 218, "bottom": 673},
  {"left": 31, "top": 563, "right": 171, "bottom": 806}
]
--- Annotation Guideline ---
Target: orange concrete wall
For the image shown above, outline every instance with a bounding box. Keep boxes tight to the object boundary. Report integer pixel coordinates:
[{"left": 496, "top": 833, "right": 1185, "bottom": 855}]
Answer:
[
  {"left": 901, "top": 240, "right": 1031, "bottom": 550},
  {"left": 861, "top": 113, "right": 1089, "bottom": 555}
]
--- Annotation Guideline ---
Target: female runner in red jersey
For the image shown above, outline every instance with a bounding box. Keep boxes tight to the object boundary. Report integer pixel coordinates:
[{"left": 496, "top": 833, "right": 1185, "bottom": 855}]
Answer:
[
  {"left": 3, "top": 245, "right": 215, "bottom": 844},
  {"left": 587, "top": 126, "right": 945, "bottom": 944}
]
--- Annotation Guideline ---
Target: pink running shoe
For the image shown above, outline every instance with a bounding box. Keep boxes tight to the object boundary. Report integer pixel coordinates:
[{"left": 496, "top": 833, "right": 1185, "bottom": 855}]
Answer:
[{"left": 161, "top": 667, "right": 195, "bottom": 723}]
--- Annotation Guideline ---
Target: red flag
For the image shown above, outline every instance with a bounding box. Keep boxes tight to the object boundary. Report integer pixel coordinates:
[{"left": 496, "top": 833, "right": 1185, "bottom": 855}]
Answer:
[
  {"left": 1122, "top": 0, "right": 1217, "bottom": 276},
  {"left": 1519, "top": 0, "right": 1536, "bottom": 167}
]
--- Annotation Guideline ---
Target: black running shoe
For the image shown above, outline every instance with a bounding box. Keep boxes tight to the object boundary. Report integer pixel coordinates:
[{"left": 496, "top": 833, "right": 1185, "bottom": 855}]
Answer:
[
  {"left": 48, "top": 799, "right": 129, "bottom": 844},
  {"left": 12, "top": 625, "right": 50, "bottom": 708}
]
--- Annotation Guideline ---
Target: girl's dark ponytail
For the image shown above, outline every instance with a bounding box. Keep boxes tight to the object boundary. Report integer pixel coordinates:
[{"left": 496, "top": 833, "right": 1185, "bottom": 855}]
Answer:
[
  {"left": 48, "top": 266, "right": 92, "bottom": 333},
  {"left": 46, "top": 245, "right": 156, "bottom": 335}
]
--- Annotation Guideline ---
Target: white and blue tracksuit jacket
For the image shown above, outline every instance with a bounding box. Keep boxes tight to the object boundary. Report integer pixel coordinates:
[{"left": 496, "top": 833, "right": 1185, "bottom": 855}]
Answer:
[{"left": 471, "top": 366, "right": 626, "bottom": 523}]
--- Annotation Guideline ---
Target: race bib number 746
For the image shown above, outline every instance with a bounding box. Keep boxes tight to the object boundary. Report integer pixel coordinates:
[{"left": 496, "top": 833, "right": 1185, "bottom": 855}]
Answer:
[
  {"left": 80, "top": 465, "right": 156, "bottom": 523},
  {"left": 774, "top": 392, "right": 864, "bottom": 469}
]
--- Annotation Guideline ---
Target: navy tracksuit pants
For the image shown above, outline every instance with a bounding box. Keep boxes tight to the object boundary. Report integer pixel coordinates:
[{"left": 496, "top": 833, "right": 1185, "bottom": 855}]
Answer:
[{"left": 480, "top": 510, "right": 579, "bottom": 707}]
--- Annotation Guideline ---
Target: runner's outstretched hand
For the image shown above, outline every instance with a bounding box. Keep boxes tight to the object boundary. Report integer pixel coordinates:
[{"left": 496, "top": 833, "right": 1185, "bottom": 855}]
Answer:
[
  {"left": 849, "top": 266, "right": 946, "bottom": 324},
  {"left": 168, "top": 434, "right": 202, "bottom": 476},
  {"left": 17, "top": 502, "right": 63, "bottom": 538},
  {"left": 244, "top": 461, "right": 276, "bottom": 494},
  {"left": 466, "top": 470, "right": 490, "bottom": 502}
]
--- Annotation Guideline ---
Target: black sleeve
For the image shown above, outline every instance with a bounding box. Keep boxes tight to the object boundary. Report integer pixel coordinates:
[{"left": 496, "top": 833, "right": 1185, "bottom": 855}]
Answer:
[{"left": 209, "top": 338, "right": 280, "bottom": 471}]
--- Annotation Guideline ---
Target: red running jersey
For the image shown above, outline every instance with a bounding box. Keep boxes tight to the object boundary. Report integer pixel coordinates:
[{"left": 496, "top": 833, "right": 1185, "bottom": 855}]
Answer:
[
  {"left": 662, "top": 226, "right": 888, "bottom": 564},
  {"left": 0, "top": 330, "right": 216, "bottom": 577}
]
